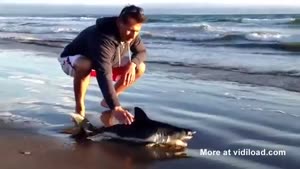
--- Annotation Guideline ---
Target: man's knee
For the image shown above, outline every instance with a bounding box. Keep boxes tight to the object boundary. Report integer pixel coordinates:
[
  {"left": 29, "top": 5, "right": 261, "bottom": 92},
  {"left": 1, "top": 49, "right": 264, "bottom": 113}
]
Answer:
[
  {"left": 74, "top": 57, "right": 92, "bottom": 74},
  {"left": 136, "top": 62, "right": 146, "bottom": 76}
]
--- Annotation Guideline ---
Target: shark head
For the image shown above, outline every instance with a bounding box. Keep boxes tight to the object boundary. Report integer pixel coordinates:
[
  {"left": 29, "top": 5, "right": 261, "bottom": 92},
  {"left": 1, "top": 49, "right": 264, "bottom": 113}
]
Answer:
[{"left": 133, "top": 107, "right": 196, "bottom": 147}]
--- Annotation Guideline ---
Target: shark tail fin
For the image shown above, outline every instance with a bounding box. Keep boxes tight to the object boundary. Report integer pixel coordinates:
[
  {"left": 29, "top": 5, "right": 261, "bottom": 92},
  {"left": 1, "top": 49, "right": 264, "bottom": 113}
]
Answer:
[
  {"left": 70, "top": 113, "right": 85, "bottom": 126},
  {"left": 69, "top": 113, "right": 97, "bottom": 137}
]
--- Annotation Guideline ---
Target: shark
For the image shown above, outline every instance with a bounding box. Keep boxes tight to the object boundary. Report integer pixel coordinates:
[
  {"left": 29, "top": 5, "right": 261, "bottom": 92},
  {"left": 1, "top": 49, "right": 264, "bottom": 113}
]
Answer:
[{"left": 70, "top": 107, "right": 196, "bottom": 148}]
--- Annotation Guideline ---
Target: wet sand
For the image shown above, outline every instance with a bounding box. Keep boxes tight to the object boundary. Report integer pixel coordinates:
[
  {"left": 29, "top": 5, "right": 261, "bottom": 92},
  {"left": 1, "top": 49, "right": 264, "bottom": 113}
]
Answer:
[{"left": 0, "top": 120, "right": 196, "bottom": 169}]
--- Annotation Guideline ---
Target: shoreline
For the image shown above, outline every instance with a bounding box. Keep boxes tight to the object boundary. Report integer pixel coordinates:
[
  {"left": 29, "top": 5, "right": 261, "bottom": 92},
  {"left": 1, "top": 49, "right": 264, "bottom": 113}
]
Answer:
[{"left": 1, "top": 38, "right": 300, "bottom": 94}]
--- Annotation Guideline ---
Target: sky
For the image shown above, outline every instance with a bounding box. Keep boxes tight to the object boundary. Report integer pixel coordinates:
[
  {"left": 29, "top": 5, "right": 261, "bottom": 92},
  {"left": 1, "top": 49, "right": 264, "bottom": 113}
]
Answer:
[
  {"left": 1, "top": 0, "right": 300, "bottom": 7},
  {"left": 1, "top": 0, "right": 299, "bottom": 15}
]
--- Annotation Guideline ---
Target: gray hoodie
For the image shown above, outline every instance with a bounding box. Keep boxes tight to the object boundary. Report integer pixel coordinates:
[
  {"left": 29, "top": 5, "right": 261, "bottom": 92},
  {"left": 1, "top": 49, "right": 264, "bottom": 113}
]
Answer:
[{"left": 60, "top": 17, "right": 147, "bottom": 109}]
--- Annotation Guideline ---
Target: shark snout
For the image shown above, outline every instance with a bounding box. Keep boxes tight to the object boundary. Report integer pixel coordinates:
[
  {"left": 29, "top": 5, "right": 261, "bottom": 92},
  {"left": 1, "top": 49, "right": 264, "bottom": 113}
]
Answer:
[
  {"left": 180, "top": 130, "right": 196, "bottom": 141},
  {"left": 187, "top": 131, "right": 196, "bottom": 136}
]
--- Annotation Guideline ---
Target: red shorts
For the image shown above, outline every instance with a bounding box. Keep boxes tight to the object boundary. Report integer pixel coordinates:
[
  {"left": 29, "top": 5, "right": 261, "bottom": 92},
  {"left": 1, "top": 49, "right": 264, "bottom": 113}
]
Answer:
[{"left": 90, "top": 66, "right": 127, "bottom": 81}]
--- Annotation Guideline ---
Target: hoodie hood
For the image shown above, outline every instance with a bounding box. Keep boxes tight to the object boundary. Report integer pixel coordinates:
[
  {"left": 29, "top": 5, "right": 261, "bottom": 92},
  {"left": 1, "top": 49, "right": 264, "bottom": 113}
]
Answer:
[{"left": 96, "top": 17, "right": 121, "bottom": 44}]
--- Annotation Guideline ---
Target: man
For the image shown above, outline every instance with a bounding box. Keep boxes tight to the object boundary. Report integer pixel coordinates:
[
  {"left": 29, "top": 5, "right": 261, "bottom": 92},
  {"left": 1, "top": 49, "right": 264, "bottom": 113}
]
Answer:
[{"left": 58, "top": 5, "right": 147, "bottom": 125}]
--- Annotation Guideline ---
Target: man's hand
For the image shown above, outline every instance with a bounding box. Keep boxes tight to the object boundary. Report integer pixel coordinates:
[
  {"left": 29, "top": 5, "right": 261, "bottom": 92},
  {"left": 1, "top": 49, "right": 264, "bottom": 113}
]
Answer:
[
  {"left": 123, "top": 62, "right": 136, "bottom": 86},
  {"left": 112, "top": 106, "right": 134, "bottom": 125}
]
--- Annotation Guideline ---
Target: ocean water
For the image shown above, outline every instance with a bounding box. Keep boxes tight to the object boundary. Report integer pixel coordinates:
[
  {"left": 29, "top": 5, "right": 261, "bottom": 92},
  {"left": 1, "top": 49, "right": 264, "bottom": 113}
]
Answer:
[
  {"left": 0, "top": 12, "right": 300, "bottom": 169},
  {"left": 0, "top": 14, "right": 300, "bottom": 91}
]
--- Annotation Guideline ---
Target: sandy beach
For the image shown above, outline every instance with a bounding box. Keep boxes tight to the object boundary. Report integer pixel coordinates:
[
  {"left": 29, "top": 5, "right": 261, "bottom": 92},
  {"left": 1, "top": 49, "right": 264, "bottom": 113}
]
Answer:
[
  {"left": 0, "top": 121, "right": 76, "bottom": 169},
  {"left": 0, "top": 119, "right": 199, "bottom": 169}
]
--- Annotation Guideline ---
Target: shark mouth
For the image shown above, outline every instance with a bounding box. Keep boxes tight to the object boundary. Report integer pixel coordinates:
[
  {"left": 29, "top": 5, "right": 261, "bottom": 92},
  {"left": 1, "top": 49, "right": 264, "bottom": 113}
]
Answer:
[
  {"left": 181, "top": 131, "right": 196, "bottom": 141},
  {"left": 182, "top": 135, "right": 193, "bottom": 141},
  {"left": 169, "top": 139, "right": 188, "bottom": 147}
]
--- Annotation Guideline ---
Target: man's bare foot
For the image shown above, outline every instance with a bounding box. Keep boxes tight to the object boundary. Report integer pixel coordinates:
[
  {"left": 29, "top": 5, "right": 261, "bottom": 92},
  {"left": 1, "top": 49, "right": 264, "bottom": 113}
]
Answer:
[{"left": 100, "top": 99, "right": 109, "bottom": 108}]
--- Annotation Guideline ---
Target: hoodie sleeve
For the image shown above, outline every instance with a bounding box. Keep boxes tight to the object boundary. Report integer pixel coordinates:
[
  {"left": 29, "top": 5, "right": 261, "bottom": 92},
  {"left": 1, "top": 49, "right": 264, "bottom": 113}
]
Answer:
[
  {"left": 130, "top": 36, "right": 147, "bottom": 66},
  {"left": 90, "top": 36, "right": 120, "bottom": 110}
]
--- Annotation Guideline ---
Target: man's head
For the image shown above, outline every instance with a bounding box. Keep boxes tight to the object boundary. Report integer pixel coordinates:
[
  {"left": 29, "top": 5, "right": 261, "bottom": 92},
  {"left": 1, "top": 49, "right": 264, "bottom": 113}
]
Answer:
[{"left": 117, "top": 5, "right": 146, "bottom": 43}]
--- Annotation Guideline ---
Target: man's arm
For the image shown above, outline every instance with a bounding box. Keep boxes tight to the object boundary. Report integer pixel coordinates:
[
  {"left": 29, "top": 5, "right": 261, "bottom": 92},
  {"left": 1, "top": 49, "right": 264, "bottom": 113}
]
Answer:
[
  {"left": 90, "top": 37, "right": 120, "bottom": 110},
  {"left": 130, "top": 36, "right": 147, "bottom": 66}
]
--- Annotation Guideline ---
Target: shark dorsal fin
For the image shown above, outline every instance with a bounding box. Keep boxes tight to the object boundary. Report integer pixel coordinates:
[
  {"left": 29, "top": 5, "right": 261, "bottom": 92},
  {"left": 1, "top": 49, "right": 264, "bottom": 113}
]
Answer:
[{"left": 134, "top": 107, "right": 149, "bottom": 121}]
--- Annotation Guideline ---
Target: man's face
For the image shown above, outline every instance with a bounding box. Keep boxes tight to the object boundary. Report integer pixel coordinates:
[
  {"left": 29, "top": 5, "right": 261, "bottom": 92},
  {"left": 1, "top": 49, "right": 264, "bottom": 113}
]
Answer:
[{"left": 118, "top": 18, "right": 142, "bottom": 43}]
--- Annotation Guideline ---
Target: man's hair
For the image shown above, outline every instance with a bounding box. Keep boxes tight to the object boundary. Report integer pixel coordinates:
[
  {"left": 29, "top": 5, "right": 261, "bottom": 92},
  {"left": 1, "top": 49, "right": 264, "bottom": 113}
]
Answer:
[{"left": 119, "top": 5, "right": 146, "bottom": 24}]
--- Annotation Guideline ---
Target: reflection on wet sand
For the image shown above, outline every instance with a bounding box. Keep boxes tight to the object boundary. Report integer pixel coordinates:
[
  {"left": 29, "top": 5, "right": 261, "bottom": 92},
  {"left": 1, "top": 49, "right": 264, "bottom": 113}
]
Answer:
[{"left": 72, "top": 139, "right": 189, "bottom": 169}]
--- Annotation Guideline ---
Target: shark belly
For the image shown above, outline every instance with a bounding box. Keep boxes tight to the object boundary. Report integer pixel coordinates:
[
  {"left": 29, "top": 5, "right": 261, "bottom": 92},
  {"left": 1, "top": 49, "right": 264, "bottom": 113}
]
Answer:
[{"left": 88, "top": 132, "right": 156, "bottom": 144}]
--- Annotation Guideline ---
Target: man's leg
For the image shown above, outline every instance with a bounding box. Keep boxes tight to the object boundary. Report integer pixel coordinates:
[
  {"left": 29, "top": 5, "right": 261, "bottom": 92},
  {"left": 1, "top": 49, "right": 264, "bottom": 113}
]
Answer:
[
  {"left": 73, "top": 57, "right": 92, "bottom": 117},
  {"left": 115, "top": 62, "right": 146, "bottom": 95},
  {"left": 101, "top": 62, "right": 146, "bottom": 108}
]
